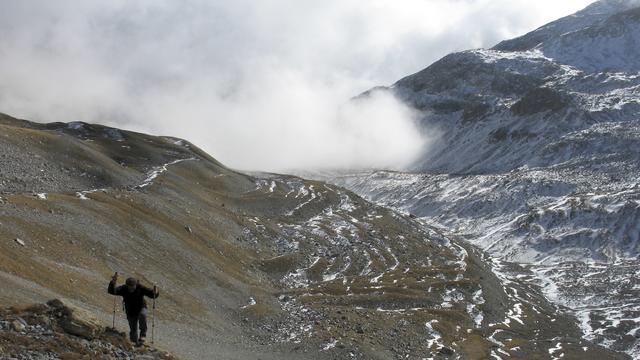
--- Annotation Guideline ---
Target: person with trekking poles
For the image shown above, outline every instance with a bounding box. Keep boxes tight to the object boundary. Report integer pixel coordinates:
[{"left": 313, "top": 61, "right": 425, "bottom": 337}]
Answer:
[{"left": 108, "top": 272, "right": 159, "bottom": 345}]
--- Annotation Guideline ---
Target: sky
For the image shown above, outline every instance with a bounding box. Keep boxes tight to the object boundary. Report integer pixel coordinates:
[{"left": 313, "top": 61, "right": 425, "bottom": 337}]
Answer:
[{"left": 0, "top": 0, "right": 594, "bottom": 171}]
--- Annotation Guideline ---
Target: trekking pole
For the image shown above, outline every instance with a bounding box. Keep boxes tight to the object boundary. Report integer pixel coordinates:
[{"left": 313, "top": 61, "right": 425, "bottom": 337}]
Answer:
[
  {"left": 112, "top": 272, "right": 118, "bottom": 329},
  {"left": 112, "top": 296, "right": 116, "bottom": 328},
  {"left": 152, "top": 284, "right": 157, "bottom": 344}
]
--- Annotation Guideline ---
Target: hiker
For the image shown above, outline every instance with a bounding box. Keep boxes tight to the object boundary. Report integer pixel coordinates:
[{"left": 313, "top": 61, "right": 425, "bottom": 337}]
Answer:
[{"left": 108, "top": 272, "right": 159, "bottom": 345}]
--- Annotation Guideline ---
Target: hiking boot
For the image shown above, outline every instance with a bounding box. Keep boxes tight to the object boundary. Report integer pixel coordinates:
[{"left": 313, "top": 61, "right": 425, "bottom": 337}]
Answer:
[{"left": 137, "top": 336, "right": 146, "bottom": 346}]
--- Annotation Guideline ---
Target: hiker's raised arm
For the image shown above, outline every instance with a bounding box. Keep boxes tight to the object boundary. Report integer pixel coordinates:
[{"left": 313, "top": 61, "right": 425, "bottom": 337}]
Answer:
[{"left": 107, "top": 272, "right": 119, "bottom": 295}]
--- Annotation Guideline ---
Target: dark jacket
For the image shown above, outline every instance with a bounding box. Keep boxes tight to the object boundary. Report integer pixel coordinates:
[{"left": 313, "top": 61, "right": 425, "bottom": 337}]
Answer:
[{"left": 108, "top": 280, "right": 159, "bottom": 317}]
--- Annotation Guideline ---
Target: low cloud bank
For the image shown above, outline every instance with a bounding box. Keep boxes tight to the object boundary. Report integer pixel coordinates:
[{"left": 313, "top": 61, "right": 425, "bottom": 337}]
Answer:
[{"left": 0, "top": 0, "right": 592, "bottom": 171}]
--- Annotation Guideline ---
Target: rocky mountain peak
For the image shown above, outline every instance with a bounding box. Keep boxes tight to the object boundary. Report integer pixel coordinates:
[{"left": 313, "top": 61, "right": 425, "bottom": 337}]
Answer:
[{"left": 493, "top": 0, "right": 640, "bottom": 73}]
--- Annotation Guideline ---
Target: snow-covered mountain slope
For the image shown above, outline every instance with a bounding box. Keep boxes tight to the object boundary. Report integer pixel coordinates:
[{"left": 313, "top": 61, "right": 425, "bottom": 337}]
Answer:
[
  {"left": 327, "top": 169, "right": 640, "bottom": 358},
  {"left": 370, "top": 0, "right": 640, "bottom": 175},
  {"left": 538, "top": 7, "right": 640, "bottom": 73},
  {"left": 494, "top": 0, "right": 640, "bottom": 58},
  {"left": 325, "top": 0, "right": 640, "bottom": 358}
]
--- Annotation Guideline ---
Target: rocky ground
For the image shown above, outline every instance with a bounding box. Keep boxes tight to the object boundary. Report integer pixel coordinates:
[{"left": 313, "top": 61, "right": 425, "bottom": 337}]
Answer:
[
  {"left": 0, "top": 112, "right": 628, "bottom": 359},
  {"left": 322, "top": 167, "right": 640, "bottom": 358},
  {"left": 0, "top": 299, "right": 175, "bottom": 359}
]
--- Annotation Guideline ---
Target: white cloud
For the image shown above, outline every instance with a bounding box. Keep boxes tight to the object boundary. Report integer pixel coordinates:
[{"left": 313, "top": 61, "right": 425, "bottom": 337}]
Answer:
[{"left": 0, "top": 0, "right": 594, "bottom": 171}]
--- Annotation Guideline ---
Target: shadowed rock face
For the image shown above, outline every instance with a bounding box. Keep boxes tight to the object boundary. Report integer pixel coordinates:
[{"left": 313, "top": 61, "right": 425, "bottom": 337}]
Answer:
[
  {"left": 0, "top": 113, "right": 626, "bottom": 359},
  {"left": 510, "top": 87, "right": 569, "bottom": 116},
  {"left": 393, "top": 51, "right": 549, "bottom": 99}
]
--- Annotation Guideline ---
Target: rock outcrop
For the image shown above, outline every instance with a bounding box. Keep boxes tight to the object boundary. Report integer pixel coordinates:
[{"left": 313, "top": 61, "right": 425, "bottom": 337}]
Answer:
[{"left": 0, "top": 299, "right": 176, "bottom": 359}]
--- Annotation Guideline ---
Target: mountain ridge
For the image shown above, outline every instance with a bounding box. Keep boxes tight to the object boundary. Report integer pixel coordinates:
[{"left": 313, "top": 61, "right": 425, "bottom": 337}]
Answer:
[{"left": 324, "top": 0, "right": 640, "bottom": 357}]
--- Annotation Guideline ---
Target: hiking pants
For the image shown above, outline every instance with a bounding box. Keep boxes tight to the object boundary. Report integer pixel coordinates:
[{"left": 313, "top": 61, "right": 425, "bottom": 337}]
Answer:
[{"left": 127, "top": 308, "right": 148, "bottom": 342}]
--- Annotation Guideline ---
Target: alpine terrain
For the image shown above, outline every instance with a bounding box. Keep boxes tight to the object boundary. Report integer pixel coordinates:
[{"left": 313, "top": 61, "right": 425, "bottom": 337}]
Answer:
[
  {"left": 1, "top": 111, "right": 628, "bottom": 359},
  {"left": 1, "top": 1, "right": 639, "bottom": 359},
  {"left": 320, "top": 0, "right": 640, "bottom": 358}
]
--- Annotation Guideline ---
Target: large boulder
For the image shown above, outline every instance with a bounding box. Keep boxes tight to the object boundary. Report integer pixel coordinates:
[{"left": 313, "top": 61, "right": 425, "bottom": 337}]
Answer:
[{"left": 46, "top": 299, "right": 102, "bottom": 340}]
